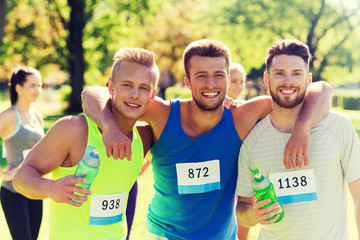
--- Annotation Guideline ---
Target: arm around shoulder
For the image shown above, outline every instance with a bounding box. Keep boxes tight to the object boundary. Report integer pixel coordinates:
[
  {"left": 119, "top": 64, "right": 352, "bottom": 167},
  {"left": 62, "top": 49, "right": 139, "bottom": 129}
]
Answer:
[
  {"left": 284, "top": 81, "right": 333, "bottom": 169},
  {"left": 232, "top": 96, "right": 272, "bottom": 141}
]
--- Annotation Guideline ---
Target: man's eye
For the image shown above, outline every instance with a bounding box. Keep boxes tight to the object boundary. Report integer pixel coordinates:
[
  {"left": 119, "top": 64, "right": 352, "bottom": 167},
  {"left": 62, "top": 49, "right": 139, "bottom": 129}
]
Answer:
[{"left": 140, "top": 87, "right": 150, "bottom": 91}]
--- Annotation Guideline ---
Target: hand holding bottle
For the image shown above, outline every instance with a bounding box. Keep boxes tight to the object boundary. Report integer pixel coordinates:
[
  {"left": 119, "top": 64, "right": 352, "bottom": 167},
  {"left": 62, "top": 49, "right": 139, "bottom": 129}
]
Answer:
[{"left": 252, "top": 169, "right": 284, "bottom": 224}]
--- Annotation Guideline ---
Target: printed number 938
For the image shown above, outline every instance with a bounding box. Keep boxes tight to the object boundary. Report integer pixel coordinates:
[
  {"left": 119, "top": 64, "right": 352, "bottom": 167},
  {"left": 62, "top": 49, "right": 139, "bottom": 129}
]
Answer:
[{"left": 102, "top": 199, "right": 121, "bottom": 210}]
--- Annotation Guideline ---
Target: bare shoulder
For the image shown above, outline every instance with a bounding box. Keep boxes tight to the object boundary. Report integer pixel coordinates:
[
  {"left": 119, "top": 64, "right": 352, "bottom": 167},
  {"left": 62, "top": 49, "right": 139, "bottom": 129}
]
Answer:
[
  {"left": 47, "top": 115, "right": 88, "bottom": 137},
  {"left": 0, "top": 107, "right": 16, "bottom": 122},
  {"left": 143, "top": 96, "right": 171, "bottom": 122},
  {"left": 0, "top": 107, "right": 17, "bottom": 138}
]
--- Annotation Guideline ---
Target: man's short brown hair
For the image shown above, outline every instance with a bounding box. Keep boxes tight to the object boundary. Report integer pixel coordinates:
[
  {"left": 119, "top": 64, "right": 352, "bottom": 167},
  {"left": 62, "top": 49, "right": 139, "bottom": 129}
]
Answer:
[
  {"left": 183, "top": 39, "right": 231, "bottom": 79},
  {"left": 266, "top": 39, "right": 312, "bottom": 71}
]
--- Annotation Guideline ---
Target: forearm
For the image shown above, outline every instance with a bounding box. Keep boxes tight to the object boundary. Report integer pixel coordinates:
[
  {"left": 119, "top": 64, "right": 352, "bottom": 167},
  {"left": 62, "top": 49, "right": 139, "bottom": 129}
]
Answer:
[
  {"left": 81, "top": 86, "right": 115, "bottom": 130},
  {"left": 13, "top": 164, "right": 53, "bottom": 199},
  {"left": 236, "top": 201, "right": 258, "bottom": 227},
  {"left": 297, "top": 81, "right": 332, "bottom": 130}
]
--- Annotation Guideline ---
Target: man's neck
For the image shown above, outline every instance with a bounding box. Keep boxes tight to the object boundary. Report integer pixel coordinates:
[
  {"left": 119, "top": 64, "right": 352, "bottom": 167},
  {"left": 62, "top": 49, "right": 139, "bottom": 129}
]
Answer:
[
  {"left": 111, "top": 104, "right": 136, "bottom": 137},
  {"left": 180, "top": 100, "right": 224, "bottom": 137},
  {"left": 269, "top": 103, "right": 303, "bottom": 133}
]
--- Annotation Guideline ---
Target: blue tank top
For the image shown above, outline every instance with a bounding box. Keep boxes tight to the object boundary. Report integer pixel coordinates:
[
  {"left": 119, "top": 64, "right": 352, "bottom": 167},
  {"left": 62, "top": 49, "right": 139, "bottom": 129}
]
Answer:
[{"left": 146, "top": 99, "right": 242, "bottom": 240}]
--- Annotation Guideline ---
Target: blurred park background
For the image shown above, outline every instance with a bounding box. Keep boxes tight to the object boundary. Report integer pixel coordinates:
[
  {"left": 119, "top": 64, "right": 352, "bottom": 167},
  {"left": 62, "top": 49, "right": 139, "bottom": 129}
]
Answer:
[{"left": 0, "top": 0, "right": 360, "bottom": 239}]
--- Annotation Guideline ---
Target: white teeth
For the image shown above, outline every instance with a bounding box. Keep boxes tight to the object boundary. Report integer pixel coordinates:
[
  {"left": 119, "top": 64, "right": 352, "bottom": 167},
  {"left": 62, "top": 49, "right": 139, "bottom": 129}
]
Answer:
[
  {"left": 281, "top": 90, "right": 295, "bottom": 94},
  {"left": 127, "top": 103, "right": 139, "bottom": 107},
  {"left": 203, "top": 92, "right": 218, "bottom": 97}
]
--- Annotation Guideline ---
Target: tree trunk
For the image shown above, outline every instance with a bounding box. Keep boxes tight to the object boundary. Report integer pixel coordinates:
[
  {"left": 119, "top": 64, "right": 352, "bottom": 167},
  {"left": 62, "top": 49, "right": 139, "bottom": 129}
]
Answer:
[
  {"left": 0, "top": 0, "right": 7, "bottom": 47},
  {"left": 66, "top": 0, "right": 85, "bottom": 113}
]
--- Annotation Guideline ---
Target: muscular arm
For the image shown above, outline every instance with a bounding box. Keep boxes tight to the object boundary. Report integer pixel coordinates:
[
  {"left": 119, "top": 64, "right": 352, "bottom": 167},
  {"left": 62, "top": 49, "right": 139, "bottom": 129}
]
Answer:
[
  {"left": 348, "top": 178, "right": 360, "bottom": 240},
  {"left": 284, "top": 81, "right": 332, "bottom": 168},
  {"left": 13, "top": 116, "right": 89, "bottom": 206}
]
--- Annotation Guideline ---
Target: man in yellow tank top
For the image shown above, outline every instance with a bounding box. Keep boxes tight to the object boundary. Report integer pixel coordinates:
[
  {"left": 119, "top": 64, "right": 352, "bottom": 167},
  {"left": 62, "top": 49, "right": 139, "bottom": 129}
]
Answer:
[{"left": 13, "top": 48, "right": 159, "bottom": 240}]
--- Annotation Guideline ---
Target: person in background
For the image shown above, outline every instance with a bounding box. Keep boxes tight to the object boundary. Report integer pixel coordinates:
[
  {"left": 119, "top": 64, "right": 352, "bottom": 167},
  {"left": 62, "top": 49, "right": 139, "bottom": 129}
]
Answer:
[
  {"left": 13, "top": 48, "right": 159, "bottom": 240},
  {"left": 236, "top": 39, "right": 360, "bottom": 239},
  {"left": 228, "top": 62, "right": 250, "bottom": 239},
  {"left": 228, "top": 62, "right": 246, "bottom": 101},
  {"left": 0, "top": 66, "right": 44, "bottom": 240}
]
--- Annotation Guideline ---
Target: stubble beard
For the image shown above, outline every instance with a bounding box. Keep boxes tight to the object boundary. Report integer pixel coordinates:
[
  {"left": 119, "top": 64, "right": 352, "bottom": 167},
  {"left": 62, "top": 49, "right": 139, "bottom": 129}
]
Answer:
[
  {"left": 270, "top": 87, "right": 306, "bottom": 109},
  {"left": 193, "top": 94, "right": 224, "bottom": 111}
]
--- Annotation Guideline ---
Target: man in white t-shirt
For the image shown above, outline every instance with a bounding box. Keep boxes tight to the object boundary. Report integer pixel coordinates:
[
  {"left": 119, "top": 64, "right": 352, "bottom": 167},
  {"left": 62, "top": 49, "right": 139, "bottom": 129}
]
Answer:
[{"left": 235, "top": 39, "right": 360, "bottom": 239}]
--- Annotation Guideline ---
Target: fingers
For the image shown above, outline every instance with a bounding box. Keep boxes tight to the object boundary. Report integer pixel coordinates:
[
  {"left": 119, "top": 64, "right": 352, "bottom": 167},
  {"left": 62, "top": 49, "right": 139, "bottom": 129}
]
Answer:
[
  {"left": 283, "top": 150, "right": 291, "bottom": 169},
  {"left": 104, "top": 138, "right": 131, "bottom": 160},
  {"left": 125, "top": 145, "right": 131, "bottom": 161},
  {"left": 284, "top": 146, "right": 308, "bottom": 169},
  {"left": 303, "top": 150, "right": 309, "bottom": 166},
  {"left": 253, "top": 200, "right": 281, "bottom": 225}
]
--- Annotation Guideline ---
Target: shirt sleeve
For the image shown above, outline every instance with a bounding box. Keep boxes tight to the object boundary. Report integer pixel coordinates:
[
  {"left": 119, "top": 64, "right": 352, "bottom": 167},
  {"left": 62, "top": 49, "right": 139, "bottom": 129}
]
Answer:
[
  {"left": 236, "top": 137, "right": 255, "bottom": 197},
  {"left": 340, "top": 115, "right": 360, "bottom": 183}
]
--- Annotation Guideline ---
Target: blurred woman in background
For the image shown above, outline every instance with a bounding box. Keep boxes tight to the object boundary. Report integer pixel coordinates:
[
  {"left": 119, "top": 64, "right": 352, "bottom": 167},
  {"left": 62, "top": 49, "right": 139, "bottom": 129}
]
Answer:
[{"left": 0, "top": 66, "right": 44, "bottom": 240}]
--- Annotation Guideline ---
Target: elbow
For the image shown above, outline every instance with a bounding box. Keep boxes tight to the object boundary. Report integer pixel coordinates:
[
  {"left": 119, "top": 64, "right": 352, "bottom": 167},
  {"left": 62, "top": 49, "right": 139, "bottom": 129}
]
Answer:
[{"left": 236, "top": 201, "right": 258, "bottom": 227}]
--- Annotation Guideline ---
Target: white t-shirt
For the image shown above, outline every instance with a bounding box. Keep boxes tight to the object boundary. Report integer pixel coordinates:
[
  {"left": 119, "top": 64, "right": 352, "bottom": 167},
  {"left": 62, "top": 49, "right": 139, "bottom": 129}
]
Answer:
[{"left": 236, "top": 112, "right": 360, "bottom": 240}]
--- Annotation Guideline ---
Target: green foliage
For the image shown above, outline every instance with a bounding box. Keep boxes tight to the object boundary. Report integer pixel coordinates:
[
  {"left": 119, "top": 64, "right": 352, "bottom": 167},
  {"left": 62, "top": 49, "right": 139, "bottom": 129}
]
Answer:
[
  {"left": 165, "top": 85, "right": 191, "bottom": 99},
  {"left": 1, "top": 0, "right": 360, "bottom": 101},
  {"left": 333, "top": 89, "right": 360, "bottom": 110},
  {"left": 342, "top": 97, "right": 360, "bottom": 110},
  {"left": 56, "top": 85, "right": 72, "bottom": 101}
]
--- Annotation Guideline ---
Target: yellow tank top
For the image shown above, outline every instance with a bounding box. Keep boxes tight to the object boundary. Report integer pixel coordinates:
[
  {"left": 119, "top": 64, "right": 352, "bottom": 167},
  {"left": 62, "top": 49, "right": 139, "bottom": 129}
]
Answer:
[{"left": 49, "top": 115, "right": 143, "bottom": 240}]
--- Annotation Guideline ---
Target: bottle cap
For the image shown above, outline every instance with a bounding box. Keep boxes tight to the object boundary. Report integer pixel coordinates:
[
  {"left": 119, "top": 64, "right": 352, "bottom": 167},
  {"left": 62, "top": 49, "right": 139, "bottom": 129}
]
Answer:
[
  {"left": 254, "top": 173, "right": 264, "bottom": 182},
  {"left": 90, "top": 150, "right": 99, "bottom": 159},
  {"left": 84, "top": 150, "right": 100, "bottom": 167},
  {"left": 252, "top": 169, "right": 260, "bottom": 176}
]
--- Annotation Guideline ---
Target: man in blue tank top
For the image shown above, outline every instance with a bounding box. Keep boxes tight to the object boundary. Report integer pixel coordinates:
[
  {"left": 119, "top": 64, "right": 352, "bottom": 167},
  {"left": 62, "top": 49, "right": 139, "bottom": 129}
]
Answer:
[{"left": 82, "top": 39, "right": 332, "bottom": 239}]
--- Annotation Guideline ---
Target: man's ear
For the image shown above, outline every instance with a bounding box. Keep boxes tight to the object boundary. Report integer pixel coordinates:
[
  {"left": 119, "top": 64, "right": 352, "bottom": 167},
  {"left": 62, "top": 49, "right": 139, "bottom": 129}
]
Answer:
[
  {"left": 263, "top": 72, "right": 270, "bottom": 89},
  {"left": 184, "top": 77, "right": 191, "bottom": 89},
  {"left": 108, "top": 79, "right": 114, "bottom": 95},
  {"left": 150, "top": 89, "right": 156, "bottom": 101},
  {"left": 306, "top": 72, "right": 312, "bottom": 87}
]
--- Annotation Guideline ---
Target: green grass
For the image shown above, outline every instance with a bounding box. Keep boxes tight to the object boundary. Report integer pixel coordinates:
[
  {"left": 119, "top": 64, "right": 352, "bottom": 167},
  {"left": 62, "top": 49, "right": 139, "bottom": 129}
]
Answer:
[{"left": 0, "top": 104, "right": 359, "bottom": 239}]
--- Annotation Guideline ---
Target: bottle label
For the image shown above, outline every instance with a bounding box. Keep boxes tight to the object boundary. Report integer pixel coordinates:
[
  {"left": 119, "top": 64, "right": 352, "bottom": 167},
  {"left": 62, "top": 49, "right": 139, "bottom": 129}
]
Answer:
[
  {"left": 88, "top": 192, "right": 127, "bottom": 225},
  {"left": 175, "top": 160, "right": 221, "bottom": 194},
  {"left": 269, "top": 169, "right": 317, "bottom": 204}
]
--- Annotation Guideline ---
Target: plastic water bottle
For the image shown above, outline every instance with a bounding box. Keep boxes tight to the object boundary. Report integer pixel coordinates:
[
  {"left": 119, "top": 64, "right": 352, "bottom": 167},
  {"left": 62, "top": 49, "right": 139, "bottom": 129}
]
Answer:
[
  {"left": 252, "top": 169, "right": 284, "bottom": 223},
  {"left": 73, "top": 146, "right": 100, "bottom": 202}
]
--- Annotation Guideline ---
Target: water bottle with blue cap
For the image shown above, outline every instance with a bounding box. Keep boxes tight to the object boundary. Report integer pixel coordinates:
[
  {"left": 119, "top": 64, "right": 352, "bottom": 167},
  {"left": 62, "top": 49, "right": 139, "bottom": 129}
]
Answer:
[{"left": 73, "top": 146, "right": 100, "bottom": 202}]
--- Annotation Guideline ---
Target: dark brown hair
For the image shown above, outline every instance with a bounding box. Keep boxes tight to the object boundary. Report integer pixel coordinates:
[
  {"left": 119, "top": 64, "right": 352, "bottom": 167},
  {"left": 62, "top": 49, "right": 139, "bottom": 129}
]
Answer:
[
  {"left": 183, "top": 39, "right": 231, "bottom": 79},
  {"left": 266, "top": 39, "right": 312, "bottom": 71},
  {"left": 9, "top": 66, "right": 41, "bottom": 105}
]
